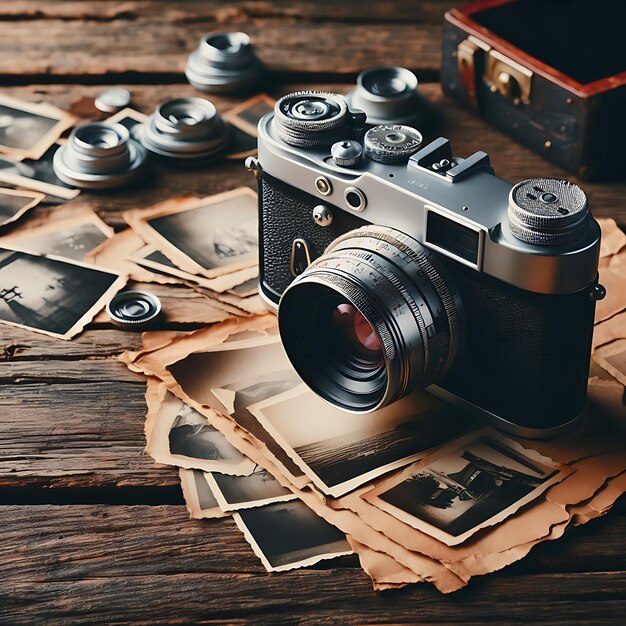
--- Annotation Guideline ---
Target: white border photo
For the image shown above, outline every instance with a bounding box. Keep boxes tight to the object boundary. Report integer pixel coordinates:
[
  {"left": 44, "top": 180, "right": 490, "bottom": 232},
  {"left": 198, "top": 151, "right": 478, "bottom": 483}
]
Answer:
[{"left": 362, "top": 427, "right": 574, "bottom": 546}]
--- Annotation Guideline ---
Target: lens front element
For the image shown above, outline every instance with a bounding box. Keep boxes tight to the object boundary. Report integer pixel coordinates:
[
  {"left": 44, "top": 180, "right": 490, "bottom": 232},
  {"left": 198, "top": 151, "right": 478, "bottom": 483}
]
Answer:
[{"left": 278, "top": 226, "right": 464, "bottom": 412}]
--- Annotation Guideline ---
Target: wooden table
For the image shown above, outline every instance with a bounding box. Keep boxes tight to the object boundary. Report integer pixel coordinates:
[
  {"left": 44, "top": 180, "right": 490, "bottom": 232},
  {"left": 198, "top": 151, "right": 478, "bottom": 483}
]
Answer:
[{"left": 1, "top": 2, "right": 625, "bottom": 624}]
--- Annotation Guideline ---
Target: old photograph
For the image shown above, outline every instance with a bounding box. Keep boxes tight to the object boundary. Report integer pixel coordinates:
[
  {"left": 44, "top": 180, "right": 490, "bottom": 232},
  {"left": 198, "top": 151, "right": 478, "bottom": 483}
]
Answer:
[
  {"left": 179, "top": 468, "right": 229, "bottom": 519},
  {"left": 106, "top": 107, "right": 148, "bottom": 132},
  {"left": 0, "top": 187, "right": 44, "bottom": 227},
  {"left": 0, "top": 247, "right": 124, "bottom": 339},
  {"left": 224, "top": 94, "right": 275, "bottom": 137},
  {"left": 0, "top": 95, "right": 75, "bottom": 160},
  {"left": 227, "top": 277, "right": 258, "bottom": 298},
  {"left": 124, "top": 188, "right": 258, "bottom": 278},
  {"left": 145, "top": 389, "right": 256, "bottom": 476},
  {"left": 594, "top": 339, "right": 626, "bottom": 387},
  {"left": 224, "top": 124, "right": 257, "bottom": 161},
  {"left": 129, "top": 243, "right": 259, "bottom": 293},
  {"left": 363, "top": 428, "right": 573, "bottom": 546},
  {"left": 205, "top": 465, "right": 296, "bottom": 511},
  {"left": 168, "top": 335, "right": 308, "bottom": 485},
  {"left": 0, "top": 143, "right": 80, "bottom": 200},
  {"left": 249, "top": 384, "right": 468, "bottom": 498},
  {"left": 0, "top": 211, "right": 113, "bottom": 260},
  {"left": 233, "top": 499, "right": 352, "bottom": 572}
]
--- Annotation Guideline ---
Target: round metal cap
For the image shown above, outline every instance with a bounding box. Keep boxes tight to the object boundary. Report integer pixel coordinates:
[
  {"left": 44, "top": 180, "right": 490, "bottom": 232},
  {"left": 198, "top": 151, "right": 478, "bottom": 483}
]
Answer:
[
  {"left": 508, "top": 178, "right": 589, "bottom": 246},
  {"left": 185, "top": 31, "right": 262, "bottom": 94},
  {"left": 94, "top": 88, "right": 132, "bottom": 113},
  {"left": 364, "top": 124, "right": 423, "bottom": 164},
  {"left": 138, "top": 97, "right": 230, "bottom": 160},
  {"left": 331, "top": 139, "right": 363, "bottom": 167},
  {"left": 106, "top": 290, "right": 162, "bottom": 329},
  {"left": 53, "top": 122, "right": 147, "bottom": 189},
  {"left": 347, "top": 67, "right": 427, "bottom": 126}
]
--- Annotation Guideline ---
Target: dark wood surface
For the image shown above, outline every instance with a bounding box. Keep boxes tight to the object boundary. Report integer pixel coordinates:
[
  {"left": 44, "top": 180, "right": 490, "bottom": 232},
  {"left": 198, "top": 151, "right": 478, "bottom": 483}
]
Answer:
[{"left": 0, "top": 2, "right": 624, "bottom": 624}]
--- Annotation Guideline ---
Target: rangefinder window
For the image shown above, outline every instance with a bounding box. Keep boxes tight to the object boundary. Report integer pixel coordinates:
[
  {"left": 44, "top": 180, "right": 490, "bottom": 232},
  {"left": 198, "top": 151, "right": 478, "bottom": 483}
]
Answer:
[{"left": 426, "top": 210, "right": 480, "bottom": 266}]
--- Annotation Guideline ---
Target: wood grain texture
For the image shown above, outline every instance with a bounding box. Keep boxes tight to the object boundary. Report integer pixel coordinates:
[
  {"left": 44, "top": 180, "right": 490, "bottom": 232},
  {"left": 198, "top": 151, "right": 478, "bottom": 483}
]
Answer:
[
  {"left": 0, "top": 504, "right": 625, "bottom": 625},
  {"left": 0, "top": 1, "right": 624, "bottom": 623}
]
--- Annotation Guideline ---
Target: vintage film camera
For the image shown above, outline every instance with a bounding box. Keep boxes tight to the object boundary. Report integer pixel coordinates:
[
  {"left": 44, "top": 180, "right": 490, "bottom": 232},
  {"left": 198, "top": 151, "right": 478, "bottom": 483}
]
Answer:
[{"left": 248, "top": 90, "right": 604, "bottom": 439}]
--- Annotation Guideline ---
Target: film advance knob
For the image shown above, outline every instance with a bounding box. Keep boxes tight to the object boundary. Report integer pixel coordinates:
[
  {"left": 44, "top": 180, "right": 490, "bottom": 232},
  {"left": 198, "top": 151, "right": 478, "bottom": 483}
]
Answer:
[
  {"left": 507, "top": 178, "right": 589, "bottom": 246},
  {"left": 331, "top": 139, "right": 363, "bottom": 167}
]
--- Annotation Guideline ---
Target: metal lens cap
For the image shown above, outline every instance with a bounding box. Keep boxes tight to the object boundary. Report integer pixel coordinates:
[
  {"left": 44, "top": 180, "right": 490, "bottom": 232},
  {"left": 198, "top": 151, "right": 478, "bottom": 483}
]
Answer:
[
  {"left": 106, "top": 290, "right": 162, "bottom": 329},
  {"left": 364, "top": 124, "right": 423, "bottom": 163},
  {"left": 508, "top": 178, "right": 589, "bottom": 246}
]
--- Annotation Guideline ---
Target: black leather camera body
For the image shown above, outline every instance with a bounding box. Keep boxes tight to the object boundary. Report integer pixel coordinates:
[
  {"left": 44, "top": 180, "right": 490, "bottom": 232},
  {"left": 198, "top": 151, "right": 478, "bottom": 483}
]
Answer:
[{"left": 250, "top": 91, "right": 603, "bottom": 438}]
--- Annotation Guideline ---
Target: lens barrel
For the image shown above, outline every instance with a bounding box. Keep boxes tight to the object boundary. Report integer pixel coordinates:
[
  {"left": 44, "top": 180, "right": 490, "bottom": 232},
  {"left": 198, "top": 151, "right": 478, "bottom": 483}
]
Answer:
[
  {"left": 185, "top": 31, "right": 262, "bottom": 94},
  {"left": 139, "top": 97, "right": 230, "bottom": 160},
  {"left": 347, "top": 67, "right": 428, "bottom": 127},
  {"left": 53, "top": 122, "right": 147, "bottom": 189},
  {"left": 278, "top": 226, "right": 464, "bottom": 412}
]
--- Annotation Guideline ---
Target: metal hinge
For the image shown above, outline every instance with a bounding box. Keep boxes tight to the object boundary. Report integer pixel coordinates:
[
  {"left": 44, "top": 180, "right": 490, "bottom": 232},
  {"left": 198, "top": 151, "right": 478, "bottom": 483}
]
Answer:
[{"left": 457, "top": 36, "right": 533, "bottom": 106}]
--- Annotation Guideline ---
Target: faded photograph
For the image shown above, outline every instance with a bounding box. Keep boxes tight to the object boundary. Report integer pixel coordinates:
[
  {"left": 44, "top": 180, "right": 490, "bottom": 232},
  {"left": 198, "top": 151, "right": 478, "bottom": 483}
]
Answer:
[
  {"left": 249, "top": 385, "right": 468, "bottom": 497},
  {"left": 169, "top": 404, "right": 250, "bottom": 463},
  {"left": 0, "top": 248, "right": 122, "bottom": 338},
  {"left": 594, "top": 339, "right": 626, "bottom": 387},
  {"left": 147, "top": 191, "right": 257, "bottom": 273},
  {"left": 179, "top": 468, "right": 228, "bottom": 520},
  {"left": 145, "top": 390, "right": 255, "bottom": 476},
  {"left": 169, "top": 337, "right": 306, "bottom": 483},
  {"left": 224, "top": 94, "right": 275, "bottom": 136},
  {"left": 234, "top": 499, "right": 352, "bottom": 572},
  {"left": 0, "top": 96, "right": 74, "bottom": 159},
  {"left": 364, "top": 430, "right": 571, "bottom": 545},
  {"left": 0, "top": 188, "right": 43, "bottom": 227},
  {"left": 0, "top": 214, "right": 113, "bottom": 260},
  {"left": 0, "top": 144, "right": 79, "bottom": 199},
  {"left": 206, "top": 465, "right": 296, "bottom": 511}
]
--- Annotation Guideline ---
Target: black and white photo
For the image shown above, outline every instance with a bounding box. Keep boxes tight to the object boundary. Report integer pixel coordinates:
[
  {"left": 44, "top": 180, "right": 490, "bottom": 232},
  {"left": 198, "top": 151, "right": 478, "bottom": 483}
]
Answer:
[
  {"left": 233, "top": 499, "right": 352, "bottom": 572},
  {"left": 0, "top": 211, "right": 113, "bottom": 260},
  {"left": 249, "top": 384, "right": 468, "bottom": 497},
  {"left": 124, "top": 188, "right": 258, "bottom": 278},
  {"left": 168, "top": 335, "right": 308, "bottom": 486},
  {"left": 179, "top": 468, "right": 228, "bottom": 519},
  {"left": 129, "top": 243, "right": 259, "bottom": 293},
  {"left": 0, "top": 247, "right": 124, "bottom": 339},
  {"left": 0, "top": 187, "right": 44, "bottom": 227},
  {"left": 594, "top": 338, "right": 626, "bottom": 388},
  {"left": 0, "top": 144, "right": 80, "bottom": 200},
  {"left": 363, "top": 428, "right": 573, "bottom": 546},
  {"left": 205, "top": 465, "right": 296, "bottom": 511},
  {"left": 144, "top": 389, "right": 256, "bottom": 475},
  {"left": 223, "top": 93, "right": 275, "bottom": 137},
  {"left": 0, "top": 95, "right": 75, "bottom": 160}
]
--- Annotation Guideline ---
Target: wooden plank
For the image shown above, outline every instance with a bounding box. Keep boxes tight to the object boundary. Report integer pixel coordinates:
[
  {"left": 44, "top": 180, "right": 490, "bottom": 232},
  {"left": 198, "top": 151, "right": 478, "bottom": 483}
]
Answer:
[
  {"left": 0, "top": 83, "right": 622, "bottom": 225},
  {"left": 1, "top": 505, "right": 626, "bottom": 625},
  {"left": 0, "top": 374, "right": 178, "bottom": 489},
  {"left": 0, "top": 1, "right": 456, "bottom": 23},
  {"left": 0, "top": 19, "right": 443, "bottom": 80}
]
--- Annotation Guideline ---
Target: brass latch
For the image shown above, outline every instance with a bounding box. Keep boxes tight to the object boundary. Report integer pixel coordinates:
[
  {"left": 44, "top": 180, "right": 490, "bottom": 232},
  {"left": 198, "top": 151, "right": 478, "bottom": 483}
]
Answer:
[
  {"left": 456, "top": 37, "right": 533, "bottom": 106},
  {"left": 485, "top": 49, "right": 533, "bottom": 104}
]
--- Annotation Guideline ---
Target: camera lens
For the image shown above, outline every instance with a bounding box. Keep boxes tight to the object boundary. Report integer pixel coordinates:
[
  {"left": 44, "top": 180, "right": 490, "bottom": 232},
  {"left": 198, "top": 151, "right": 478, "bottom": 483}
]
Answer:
[
  {"left": 347, "top": 66, "right": 427, "bottom": 127},
  {"left": 185, "top": 31, "right": 262, "bottom": 94},
  {"left": 53, "top": 122, "right": 147, "bottom": 189},
  {"left": 278, "top": 226, "right": 464, "bottom": 412},
  {"left": 139, "top": 97, "right": 230, "bottom": 160},
  {"left": 273, "top": 91, "right": 349, "bottom": 148}
]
